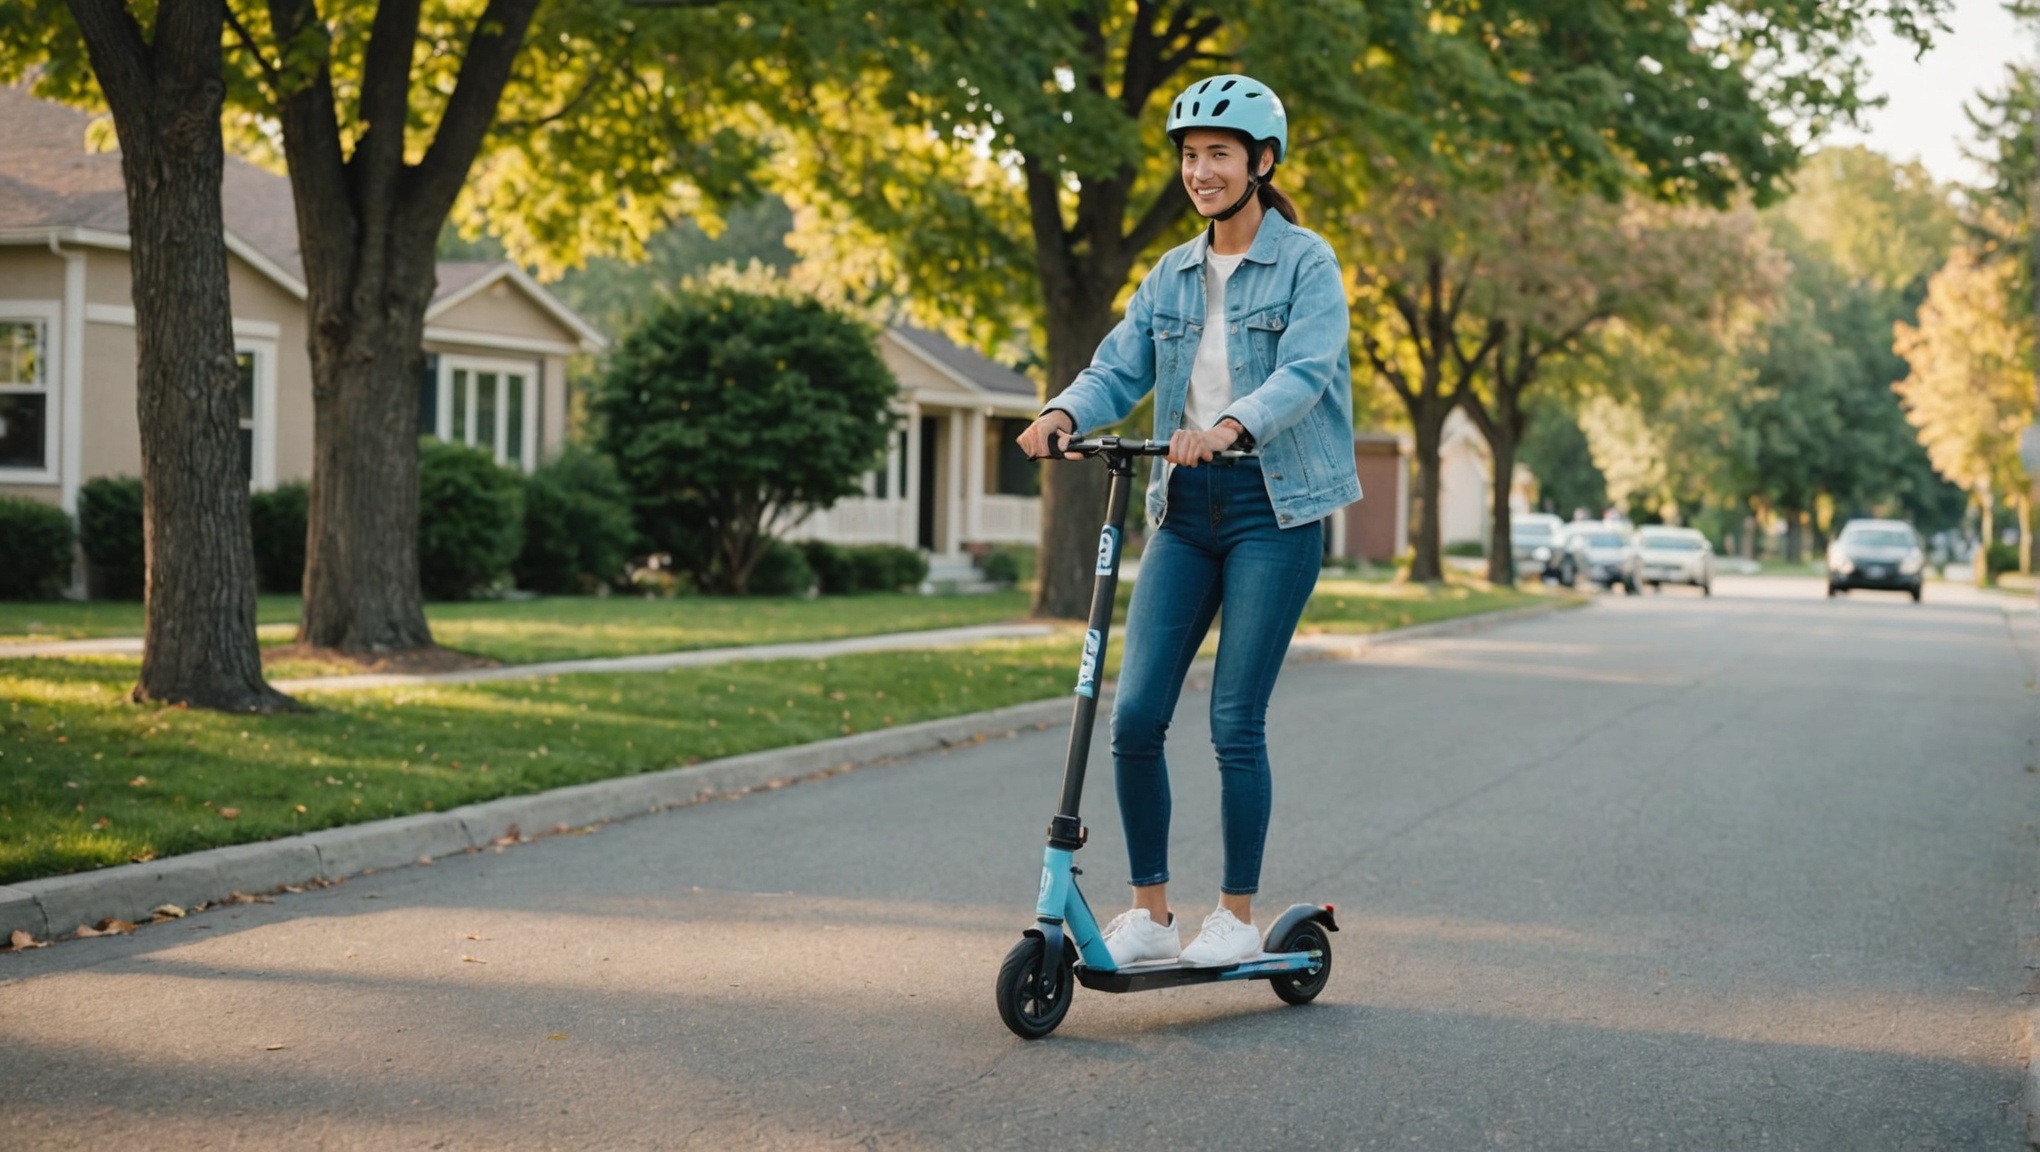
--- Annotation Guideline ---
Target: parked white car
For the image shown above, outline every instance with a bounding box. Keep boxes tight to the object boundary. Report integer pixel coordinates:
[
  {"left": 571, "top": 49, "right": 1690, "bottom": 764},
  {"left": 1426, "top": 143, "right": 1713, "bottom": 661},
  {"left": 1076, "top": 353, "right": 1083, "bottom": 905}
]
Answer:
[{"left": 1636, "top": 526, "right": 1714, "bottom": 596}]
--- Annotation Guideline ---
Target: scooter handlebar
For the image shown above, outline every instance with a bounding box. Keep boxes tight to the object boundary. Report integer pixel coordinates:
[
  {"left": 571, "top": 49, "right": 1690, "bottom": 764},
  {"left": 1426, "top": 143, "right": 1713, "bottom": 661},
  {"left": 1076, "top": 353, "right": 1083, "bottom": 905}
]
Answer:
[{"left": 1039, "top": 432, "right": 1250, "bottom": 461}]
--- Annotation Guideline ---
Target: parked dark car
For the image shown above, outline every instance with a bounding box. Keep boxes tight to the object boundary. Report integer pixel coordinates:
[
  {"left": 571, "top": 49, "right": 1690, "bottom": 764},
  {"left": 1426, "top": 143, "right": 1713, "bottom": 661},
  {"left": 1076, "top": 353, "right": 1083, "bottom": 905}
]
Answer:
[
  {"left": 1564, "top": 524, "right": 1641, "bottom": 594},
  {"left": 1511, "top": 513, "right": 1578, "bottom": 584},
  {"left": 1826, "top": 519, "right": 1925, "bottom": 602}
]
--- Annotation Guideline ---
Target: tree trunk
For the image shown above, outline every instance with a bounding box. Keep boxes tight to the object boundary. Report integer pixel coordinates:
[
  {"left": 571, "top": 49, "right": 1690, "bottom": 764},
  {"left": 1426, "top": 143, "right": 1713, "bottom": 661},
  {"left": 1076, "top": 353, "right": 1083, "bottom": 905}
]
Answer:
[
  {"left": 1408, "top": 404, "right": 1449, "bottom": 582},
  {"left": 1978, "top": 489, "right": 1995, "bottom": 588},
  {"left": 299, "top": 276, "right": 436, "bottom": 650},
  {"left": 1034, "top": 289, "right": 1122, "bottom": 618},
  {"left": 67, "top": 0, "right": 293, "bottom": 712},
  {"left": 2020, "top": 492, "right": 2032, "bottom": 577},
  {"left": 1484, "top": 427, "right": 1518, "bottom": 586}
]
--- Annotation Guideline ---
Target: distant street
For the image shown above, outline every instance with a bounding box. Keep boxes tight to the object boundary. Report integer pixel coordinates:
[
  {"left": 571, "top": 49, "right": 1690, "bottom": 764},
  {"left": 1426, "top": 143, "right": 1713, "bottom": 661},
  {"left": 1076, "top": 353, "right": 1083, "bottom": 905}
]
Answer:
[{"left": 2, "top": 576, "right": 2036, "bottom": 1149}]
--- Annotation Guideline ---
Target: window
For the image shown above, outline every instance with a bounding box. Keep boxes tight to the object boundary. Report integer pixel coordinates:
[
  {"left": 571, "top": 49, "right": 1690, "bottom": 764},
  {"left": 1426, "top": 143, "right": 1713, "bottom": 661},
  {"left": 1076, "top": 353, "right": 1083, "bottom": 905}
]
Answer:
[
  {"left": 984, "top": 417, "right": 1039, "bottom": 497},
  {"left": 427, "top": 356, "right": 536, "bottom": 471},
  {"left": 236, "top": 351, "right": 256, "bottom": 480},
  {"left": 0, "top": 317, "right": 50, "bottom": 471},
  {"left": 233, "top": 340, "right": 276, "bottom": 489},
  {"left": 870, "top": 429, "right": 908, "bottom": 500}
]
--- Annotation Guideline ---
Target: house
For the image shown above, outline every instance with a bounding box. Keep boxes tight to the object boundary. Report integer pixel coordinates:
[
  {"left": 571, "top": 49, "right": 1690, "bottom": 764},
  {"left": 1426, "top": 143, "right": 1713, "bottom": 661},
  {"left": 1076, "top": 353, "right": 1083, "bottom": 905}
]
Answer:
[
  {"left": 792, "top": 324, "right": 1043, "bottom": 559},
  {"left": 0, "top": 88, "right": 604, "bottom": 554}
]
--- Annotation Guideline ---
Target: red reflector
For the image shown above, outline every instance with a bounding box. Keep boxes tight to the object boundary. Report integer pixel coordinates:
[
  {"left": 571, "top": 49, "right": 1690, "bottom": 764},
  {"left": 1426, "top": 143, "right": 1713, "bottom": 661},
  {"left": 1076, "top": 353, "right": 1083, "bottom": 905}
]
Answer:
[{"left": 1323, "top": 903, "right": 1335, "bottom": 914}]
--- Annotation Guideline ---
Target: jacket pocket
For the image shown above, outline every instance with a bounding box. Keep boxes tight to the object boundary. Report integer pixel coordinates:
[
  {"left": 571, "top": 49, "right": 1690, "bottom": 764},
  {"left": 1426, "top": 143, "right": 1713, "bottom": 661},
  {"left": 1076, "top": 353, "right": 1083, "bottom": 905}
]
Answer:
[{"left": 1243, "top": 305, "right": 1290, "bottom": 380}]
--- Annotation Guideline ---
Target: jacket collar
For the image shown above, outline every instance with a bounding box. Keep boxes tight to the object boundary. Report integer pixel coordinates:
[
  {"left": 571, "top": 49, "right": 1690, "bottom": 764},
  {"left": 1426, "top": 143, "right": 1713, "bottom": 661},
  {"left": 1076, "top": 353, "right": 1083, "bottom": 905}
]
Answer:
[{"left": 1183, "top": 209, "right": 1291, "bottom": 270}]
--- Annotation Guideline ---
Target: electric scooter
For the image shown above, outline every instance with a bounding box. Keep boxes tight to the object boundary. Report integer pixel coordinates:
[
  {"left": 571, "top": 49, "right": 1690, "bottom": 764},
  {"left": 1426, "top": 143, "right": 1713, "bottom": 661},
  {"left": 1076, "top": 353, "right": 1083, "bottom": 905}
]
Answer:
[{"left": 994, "top": 433, "right": 1338, "bottom": 1040}]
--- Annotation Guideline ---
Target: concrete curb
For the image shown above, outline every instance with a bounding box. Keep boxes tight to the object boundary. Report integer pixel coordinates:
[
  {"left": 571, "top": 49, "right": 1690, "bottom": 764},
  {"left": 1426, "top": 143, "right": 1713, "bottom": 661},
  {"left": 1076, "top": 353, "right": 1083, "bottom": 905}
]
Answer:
[{"left": 0, "top": 597, "right": 1573, "bottom": 946}]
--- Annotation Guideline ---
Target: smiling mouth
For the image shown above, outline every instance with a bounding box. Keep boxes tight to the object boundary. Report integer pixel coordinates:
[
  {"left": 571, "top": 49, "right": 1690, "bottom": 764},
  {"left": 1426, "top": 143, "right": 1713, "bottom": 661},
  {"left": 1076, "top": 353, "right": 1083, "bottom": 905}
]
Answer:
[{"left": 1194, "top": 185, "right": 1226, "bottom": 200}]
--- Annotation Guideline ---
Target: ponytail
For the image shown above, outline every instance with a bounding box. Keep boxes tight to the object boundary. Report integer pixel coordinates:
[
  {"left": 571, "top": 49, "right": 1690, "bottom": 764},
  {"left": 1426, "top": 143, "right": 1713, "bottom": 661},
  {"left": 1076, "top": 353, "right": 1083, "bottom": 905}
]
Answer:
[{"left": 1258, "top": 182, "right": 1299, "bottom": 225}]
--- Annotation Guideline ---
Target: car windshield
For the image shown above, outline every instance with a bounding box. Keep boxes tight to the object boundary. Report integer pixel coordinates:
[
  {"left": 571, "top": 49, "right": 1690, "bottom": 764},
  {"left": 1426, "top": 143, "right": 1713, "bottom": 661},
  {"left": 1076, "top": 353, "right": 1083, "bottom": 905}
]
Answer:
[
  {"left": 1512, "top": 525, "right": 1553, "bottom": 543},
  {"left": 1640, "top": 535, "right": 1702, "bottom": 551},
  {"left": 1841, "top": 528, "right": 1914, "bottom": 548},
  {"left": 1577, "top": 533, "right": 1625, "bottom": 548}
]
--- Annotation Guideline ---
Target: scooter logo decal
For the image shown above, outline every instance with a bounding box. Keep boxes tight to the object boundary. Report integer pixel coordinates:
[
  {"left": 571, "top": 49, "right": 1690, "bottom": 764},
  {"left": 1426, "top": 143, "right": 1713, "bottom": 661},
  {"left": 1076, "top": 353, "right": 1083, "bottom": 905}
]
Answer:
[
  {"left": 1095, "top": 525, "right": 1120, "bottom": 575},
  {"left": 1075, "top": 629, "right": 1101, "bottom": 697},
  {"left": 1038, "top": 865, "right": 1054, "bottom": 904}
]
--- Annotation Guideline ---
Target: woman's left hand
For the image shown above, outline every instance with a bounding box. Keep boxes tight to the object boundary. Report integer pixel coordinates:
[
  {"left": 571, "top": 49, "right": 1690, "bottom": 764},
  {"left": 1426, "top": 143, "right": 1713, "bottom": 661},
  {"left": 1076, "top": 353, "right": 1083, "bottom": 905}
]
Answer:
[{"left": 1166, "top": 422, "right": 1242, "bottom": 468}]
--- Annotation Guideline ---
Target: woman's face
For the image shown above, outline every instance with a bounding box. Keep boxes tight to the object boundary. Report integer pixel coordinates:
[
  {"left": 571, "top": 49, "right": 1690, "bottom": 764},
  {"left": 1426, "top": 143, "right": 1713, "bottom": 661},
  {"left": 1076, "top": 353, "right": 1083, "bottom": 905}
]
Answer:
[{"left": 1179, "top": 129, "right": 1267, "bottom": 218}]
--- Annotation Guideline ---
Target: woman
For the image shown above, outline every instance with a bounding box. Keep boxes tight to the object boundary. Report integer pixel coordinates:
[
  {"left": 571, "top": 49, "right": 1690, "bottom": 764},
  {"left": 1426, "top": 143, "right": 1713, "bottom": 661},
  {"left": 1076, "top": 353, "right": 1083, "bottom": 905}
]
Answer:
[{"left": 1017, "top": 74, "right": 1359, "bottom": 967}]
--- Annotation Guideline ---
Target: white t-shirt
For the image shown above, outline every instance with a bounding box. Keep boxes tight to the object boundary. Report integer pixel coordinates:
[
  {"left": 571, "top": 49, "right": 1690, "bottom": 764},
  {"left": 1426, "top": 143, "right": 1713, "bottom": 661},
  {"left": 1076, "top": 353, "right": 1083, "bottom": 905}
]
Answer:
[{"left": 1184, "top": 250, "right": 1246, "bottom": 432}]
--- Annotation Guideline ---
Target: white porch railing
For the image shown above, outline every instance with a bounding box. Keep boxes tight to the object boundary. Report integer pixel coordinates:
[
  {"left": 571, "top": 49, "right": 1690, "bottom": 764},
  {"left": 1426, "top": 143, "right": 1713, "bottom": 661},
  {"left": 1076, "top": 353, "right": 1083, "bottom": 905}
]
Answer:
[
  {"left": 976, "top": 495, "right": 1038, "bottom": 544},
  {"left": 791, "top": 498, "right": 911, "bottom": 546}
]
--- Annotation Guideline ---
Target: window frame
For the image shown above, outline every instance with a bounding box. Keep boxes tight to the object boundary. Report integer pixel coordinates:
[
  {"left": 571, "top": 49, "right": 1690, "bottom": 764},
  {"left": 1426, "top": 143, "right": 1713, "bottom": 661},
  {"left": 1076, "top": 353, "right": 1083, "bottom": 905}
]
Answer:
[
  {"left": 0, "top": 300, "right": 62, "bottom": 484},
  {"left": 234, "top": 338, "right": 278, "bottom": 489},
  {"left": 431, "top": 353, "right": 539, "bottom": 473}
]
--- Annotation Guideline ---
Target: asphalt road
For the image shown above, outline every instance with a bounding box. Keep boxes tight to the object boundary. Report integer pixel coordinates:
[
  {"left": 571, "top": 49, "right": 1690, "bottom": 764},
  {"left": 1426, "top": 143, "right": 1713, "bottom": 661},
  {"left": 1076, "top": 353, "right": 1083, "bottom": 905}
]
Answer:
[{"left": 2, "top": 576, "right": 2036, "bottom": 1150}]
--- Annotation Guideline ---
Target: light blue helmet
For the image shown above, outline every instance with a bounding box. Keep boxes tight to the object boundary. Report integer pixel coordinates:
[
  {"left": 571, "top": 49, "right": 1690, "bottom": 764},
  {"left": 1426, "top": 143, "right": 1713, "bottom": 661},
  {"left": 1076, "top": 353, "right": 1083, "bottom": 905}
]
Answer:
[{"left": 1166, "top": 74, "right": 1288, "bottom": 163}]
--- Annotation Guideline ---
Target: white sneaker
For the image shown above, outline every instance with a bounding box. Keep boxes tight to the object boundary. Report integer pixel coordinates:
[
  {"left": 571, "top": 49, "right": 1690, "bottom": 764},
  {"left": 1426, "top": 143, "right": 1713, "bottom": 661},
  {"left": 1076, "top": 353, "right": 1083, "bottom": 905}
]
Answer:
[
  {"left": 1179, "top": 906, "right": 1261, "bottom": 967},
  {"left": 1102, "top": 908, "right": 1180, "bottom": 967}
]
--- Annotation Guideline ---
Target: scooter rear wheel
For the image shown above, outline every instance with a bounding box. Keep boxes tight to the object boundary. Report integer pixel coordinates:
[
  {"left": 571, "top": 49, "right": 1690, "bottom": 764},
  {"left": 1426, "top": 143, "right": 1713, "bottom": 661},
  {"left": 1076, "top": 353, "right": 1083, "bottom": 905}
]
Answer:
[
  {"left": 996, "top": 935, "right": 1075, "bottom": 1039},
  {"left": 1270, "top": 922, "right": 1333, "bottom": 1006}
]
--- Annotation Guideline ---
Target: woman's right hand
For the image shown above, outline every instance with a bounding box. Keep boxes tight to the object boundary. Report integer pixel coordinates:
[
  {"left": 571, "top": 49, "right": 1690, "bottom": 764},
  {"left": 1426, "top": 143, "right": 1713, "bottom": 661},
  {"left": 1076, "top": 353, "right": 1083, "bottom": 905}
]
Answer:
[{"left": 1017, "top": 410, "right": 1081, "bottom": 460}]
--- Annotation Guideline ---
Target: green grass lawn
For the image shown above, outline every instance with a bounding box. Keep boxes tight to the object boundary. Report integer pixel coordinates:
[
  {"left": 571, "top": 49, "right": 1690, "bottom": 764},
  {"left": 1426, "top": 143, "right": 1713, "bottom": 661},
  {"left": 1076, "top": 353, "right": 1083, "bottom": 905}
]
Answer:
[
  {"left": 0, "top": 575, "right": 1561, "bottom": 885},
  {"left": 0, "top": 591, "right": 1034, "bottom": 664}
]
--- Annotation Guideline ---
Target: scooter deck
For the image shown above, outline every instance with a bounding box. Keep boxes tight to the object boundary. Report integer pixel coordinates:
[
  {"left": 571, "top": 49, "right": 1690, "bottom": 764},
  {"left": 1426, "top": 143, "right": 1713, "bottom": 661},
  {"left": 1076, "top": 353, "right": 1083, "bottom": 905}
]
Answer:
[{"left": 1074, "top": 949, "right": 1324, "bottom": 994}]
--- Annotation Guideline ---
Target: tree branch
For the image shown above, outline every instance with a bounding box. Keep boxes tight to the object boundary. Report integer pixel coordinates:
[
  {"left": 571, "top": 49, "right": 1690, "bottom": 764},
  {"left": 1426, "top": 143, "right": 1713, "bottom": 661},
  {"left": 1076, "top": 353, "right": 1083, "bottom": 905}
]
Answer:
[
  {"left": 1359, "top": 331, "right": 1415, "bottom": 407},
  {"left": 410, "top": 0, "right": 544, "bottom": 228},
  {"left": 223, "top": 1, "right": 282, "bottom": 90},
  {"left": 62, "top": 0, "right": 154, "bottom": 124},
  {"left": 1125, "top": 181, "right": 1189, "bottom": 256},
  {"left": 493, "top": 28, "right": 635, "bottom": 132}
]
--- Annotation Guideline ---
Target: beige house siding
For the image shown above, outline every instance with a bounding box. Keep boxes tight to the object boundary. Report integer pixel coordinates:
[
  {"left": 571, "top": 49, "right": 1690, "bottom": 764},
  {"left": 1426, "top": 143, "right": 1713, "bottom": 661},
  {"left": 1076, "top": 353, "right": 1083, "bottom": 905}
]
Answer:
[{"left": 431, "top": 284, "right": 580, "bottom": 346}]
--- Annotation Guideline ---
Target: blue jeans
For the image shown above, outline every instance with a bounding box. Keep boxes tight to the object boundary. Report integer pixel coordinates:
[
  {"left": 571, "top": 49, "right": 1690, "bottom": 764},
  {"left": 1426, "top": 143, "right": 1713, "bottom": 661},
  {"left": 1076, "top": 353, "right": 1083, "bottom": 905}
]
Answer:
[{"left": 1111, "top": 459, "right": 1323, "bottom": 896}]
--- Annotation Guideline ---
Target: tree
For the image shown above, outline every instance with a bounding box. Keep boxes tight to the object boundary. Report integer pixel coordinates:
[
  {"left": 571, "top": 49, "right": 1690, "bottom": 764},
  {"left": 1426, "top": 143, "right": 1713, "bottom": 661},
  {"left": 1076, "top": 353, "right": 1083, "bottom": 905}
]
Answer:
[
  {"left": 27, "top": 2, "right": 293, "bottom": 712},
  {"left": 729, "top": 0, "right": 1944, "bottom": 612},
  {"left": 7, "top": 2, "right": 763, "bottom": 655},
  {"left": 592, "top": 280, "right": 897, "bottom": 595},
  {"left": 1893, "top": 249, "right": 2033, "bottom": 584}
]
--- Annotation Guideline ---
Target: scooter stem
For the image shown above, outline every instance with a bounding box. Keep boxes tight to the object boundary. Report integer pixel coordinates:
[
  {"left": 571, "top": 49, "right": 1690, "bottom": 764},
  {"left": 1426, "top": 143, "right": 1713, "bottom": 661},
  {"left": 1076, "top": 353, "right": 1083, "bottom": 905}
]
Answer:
[{"left": 1047, "top": 451, "right": 1137, "bottom": 850}]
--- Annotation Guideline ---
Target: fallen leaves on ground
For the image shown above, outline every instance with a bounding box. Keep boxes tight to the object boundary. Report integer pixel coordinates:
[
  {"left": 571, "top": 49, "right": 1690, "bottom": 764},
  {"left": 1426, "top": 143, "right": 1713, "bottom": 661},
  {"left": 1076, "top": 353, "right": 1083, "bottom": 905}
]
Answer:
[
  {"left": 460, "top": 954, "right": 486, "bottom": 964},
  {"left": 73, "top": 919, "right": 137, "bottom": 938},
  {"left": 217, "top": 807, "right": 241, "bottom": 820},
  {"left": 9, "top": 929, "right": 47, "bottom": 950},
  {"left": 151, "top": 904, "right": 185, "bottom": 919}
]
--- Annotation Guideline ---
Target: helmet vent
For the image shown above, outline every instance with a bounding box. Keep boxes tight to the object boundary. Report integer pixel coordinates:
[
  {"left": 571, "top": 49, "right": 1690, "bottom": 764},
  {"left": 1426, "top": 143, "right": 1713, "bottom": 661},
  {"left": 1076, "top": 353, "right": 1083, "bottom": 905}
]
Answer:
[
  {"left": 1221, "top": 79, "right": 1237, "bottom": 91},
  {"left": 1244, "top": 91, "right": 1262, "bottom": 98},
  {"left": 1192, "top": 101, "right": 1200, "bottom": 114},
  {"left": 1198, "top": 79, "right": 1213, "bottom": 93},
  {"left": 1174, "top": 101, "right": 1182, "bottom": 118},
  {"left": 1211, "top": 98, "right": 1231, "bottom": 116}
]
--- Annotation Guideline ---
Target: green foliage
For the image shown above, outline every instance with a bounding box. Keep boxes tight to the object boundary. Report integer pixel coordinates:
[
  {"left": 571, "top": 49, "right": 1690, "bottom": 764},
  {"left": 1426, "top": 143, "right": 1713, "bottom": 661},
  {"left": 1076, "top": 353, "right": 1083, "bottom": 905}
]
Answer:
[
  {"left": 1443, "top": 540, "right": 1486, "bottom": 558},
  {"left": 76, "top": 476, "right": 144, "bottom": 601},
  {"left": 514, "top": 447, "right": 636, "bottom": 595},
  {"left": 980, "top": 546, "right": 1033, "bottom": 586},
  {"left": 799, "top": 542, "right": 924, "bottom": 594},
  {"left": 1519, "top": 403, "right": 1608, "bottom": 519},
  {"left": 745, "top": 539, "right": 815, "bottom": 597},
  {"left": 0, "top": 496, "right": 74, "bottom": 600},
  {"left": 417, "top": 439, "right": 525, "bottom": 601},
  {"left": 593, "top": 284, "right": 898, "bottom": 594},
  {"left": 1988, "top": 540, "right": 2022, "bottom": 580},
  {"left": 248, "top": 482, "right": 309, "bottom": 595}
]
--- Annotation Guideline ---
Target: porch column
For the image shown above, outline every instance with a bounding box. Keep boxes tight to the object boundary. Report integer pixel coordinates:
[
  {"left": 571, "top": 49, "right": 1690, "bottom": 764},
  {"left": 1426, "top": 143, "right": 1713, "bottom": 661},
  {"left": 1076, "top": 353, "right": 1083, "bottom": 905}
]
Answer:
[
  {"left": 964, "top": 408, "right": 987, "bottom": 544},
  {"left": 903, "top": 402, "right": 921, "bottom": 549},
  {"left": 947, "top": 409, "right": 966, "bottom": 554}
]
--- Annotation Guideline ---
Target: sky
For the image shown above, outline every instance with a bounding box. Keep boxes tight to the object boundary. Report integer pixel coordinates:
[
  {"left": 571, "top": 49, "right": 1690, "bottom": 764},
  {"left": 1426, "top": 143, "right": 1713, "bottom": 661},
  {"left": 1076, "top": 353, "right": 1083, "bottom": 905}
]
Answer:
[{"left": 1825, "top": 0, "right": 2029, "bottom": 186}]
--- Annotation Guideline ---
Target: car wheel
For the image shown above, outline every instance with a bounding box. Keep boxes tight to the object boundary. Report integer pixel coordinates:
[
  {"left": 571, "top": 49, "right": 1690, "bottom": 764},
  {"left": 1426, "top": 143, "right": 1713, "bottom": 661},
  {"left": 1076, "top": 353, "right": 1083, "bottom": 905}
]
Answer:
[
  {"left": 1826, "top": 583, "right": 1838, "bottom": 598},
  {"left": 1910, "top": 584, "right": 1922, "bottom": 603},
  {"left": 1648, "top": 580, "right": 1661, "bottom": 592}
]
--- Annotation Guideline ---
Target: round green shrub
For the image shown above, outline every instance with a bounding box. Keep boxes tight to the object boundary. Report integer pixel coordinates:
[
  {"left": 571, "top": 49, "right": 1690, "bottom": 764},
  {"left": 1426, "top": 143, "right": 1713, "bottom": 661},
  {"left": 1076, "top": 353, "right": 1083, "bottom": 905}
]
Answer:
[
  {"left": 746, "top": 539, "right": 815, "bottom": 597},
  {"left": 799, "top": 540, "right": 856, "bottom": 595},
  {"left": 78, "top": 476, "right": 145, "bottom": 600},
  {"left": 248, "top": 482, "right": 309, "bottom": 594},
  {"left": 980, "top": 547, "right": 1022, "bottom": 586},
  {"left": 0, "top": 496, "right": 75, "bottom": 599},
  {"left": 851, "top": 545, "right": 925, "bottom": 592},
  {"left": 418, "top": 439, "right": 524, "bottom": 601},
  {"left": 593, "top": 284, "right": 897, "bottom": 594},
  {"left": 515, "top": 446, "right": 636, "bottom": 595}
]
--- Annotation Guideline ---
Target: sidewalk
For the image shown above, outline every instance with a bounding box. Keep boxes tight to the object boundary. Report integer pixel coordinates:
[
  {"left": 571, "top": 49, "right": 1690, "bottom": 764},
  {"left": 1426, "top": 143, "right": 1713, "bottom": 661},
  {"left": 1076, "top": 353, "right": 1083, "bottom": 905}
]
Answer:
[
  {"left": 0, "top": 600, "right": 1571, "bottom": 945},
  {"left": 0, "top": 622, "right": 1058, "bottom": 691}
]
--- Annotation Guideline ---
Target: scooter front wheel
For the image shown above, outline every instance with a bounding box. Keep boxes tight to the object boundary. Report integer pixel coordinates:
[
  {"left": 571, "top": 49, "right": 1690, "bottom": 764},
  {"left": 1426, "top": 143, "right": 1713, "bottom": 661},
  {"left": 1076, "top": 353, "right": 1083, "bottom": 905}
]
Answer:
[
  {"left": 996, "top": 935, "right": 1075, "bottom": 1039},
  {"left": 1270, "top": 921, "right": 1333, "bottom": 1006}
]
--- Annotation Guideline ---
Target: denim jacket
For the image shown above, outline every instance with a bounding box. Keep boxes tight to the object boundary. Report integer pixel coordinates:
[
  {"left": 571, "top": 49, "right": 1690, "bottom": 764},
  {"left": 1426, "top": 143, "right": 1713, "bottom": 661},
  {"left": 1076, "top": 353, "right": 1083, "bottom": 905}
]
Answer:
[{"left": 1048, "top": 211, "right": 1362, "bottom": 529}]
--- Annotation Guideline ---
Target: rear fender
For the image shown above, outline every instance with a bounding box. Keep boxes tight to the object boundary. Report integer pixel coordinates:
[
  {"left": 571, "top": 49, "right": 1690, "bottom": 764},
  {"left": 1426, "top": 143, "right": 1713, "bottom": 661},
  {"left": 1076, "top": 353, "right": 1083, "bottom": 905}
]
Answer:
[{"left": 1261, "top": 902, "right": 1338, "bottom": 952}]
